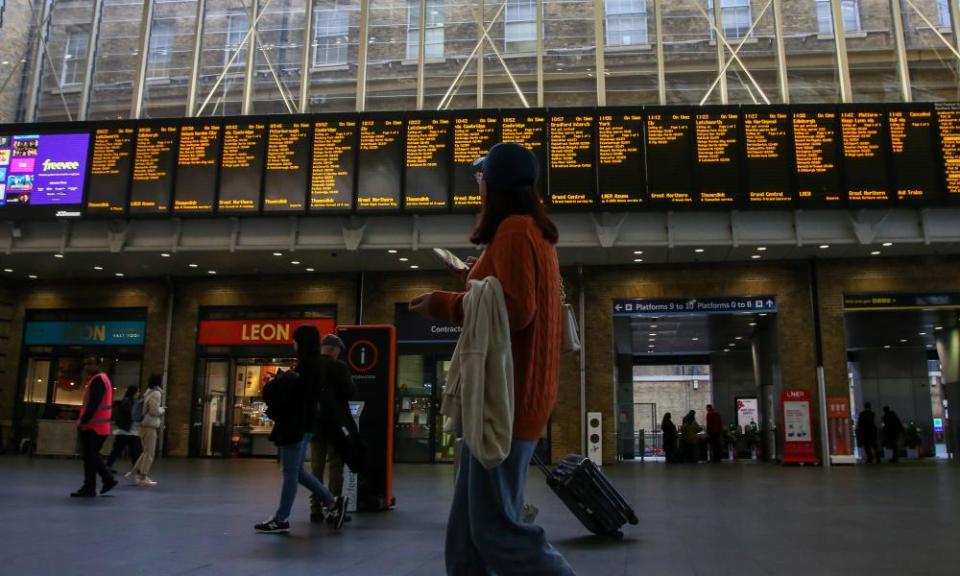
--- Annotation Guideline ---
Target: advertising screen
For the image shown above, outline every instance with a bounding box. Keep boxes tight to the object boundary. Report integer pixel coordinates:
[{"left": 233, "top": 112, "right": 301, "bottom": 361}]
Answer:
[
  {"left": 219, "top": 121, "right": 266, "bottom": 213},
  {"left": 0, "top": 132, "right": 90, "bottom": 217},
  {"left": 742, "top": 108, "right": 794, "bottom": 205},
  {"left": 87, "top": 126, "right": 135, "bottom": 215},
  {"left": 404, "top": 116, "right": 451, "bottom": 210},
  {"left": 130, "top": 124, "right": 178, "bottom": 214},
  {"left": 840, "top": 107, "right": 891, "bottom": 204},
  {"left": 792, "top": 108, "right": 843, "bottom": 206},
  {"left": 646, "top": 110, "right": 695, "bottom": 206},
  {"left": 695, "top": 109, "right": 741, "bottom": 205},
  {"left": 548, "top": 112, "right": 596, "bottom": 208},
  {"left": 356, "top": 117, "right": 403, "bottom": 211},
  {"left": 451, "top": 114, "right": 498, "bottom": 210},
  {"left": 311, "top": 118, "right": 357, "bottom": 212},
  {"left": 263, "top": 121, "right": 311, "bottom": 213},
  {"left": 174, "top": 122, "right": 221, "bottom": 214},
  {"left": 888, "top": 105, "right": 940, "bottom": 205},
  {"left": 597, "top": 112, "right": 645, "bottom": 207}
]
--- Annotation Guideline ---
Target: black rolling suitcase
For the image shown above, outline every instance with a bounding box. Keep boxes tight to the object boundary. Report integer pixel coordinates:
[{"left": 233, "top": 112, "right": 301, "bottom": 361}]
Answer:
[{"left": 532, "top": 454, "right": 638, "bottom": 539}]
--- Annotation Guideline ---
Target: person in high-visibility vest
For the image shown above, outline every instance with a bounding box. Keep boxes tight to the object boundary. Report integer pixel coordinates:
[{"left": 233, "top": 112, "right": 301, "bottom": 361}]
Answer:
[{"left": 71, "top": 356, "right": 118, "bottom": 498}]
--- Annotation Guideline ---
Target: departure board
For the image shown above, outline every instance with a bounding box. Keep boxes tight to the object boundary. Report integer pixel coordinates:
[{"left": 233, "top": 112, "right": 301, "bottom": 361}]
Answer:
[
  {"left": 548, "top": 113, "right": 596, "bottom": 207},
  {"left": 263, "top": 121, "right": 310, "bottom": 213},
  {"left": 742, "top": 109, "right": 793, "bottom": 205},
  {"left": 452, "top": 114, "right": 498, "bottom": 209},
  {"left": 174, "top": 123, "right": 221, "bottom": 214},
  {"left": 405, "top": 116, "right": 451, "bottom": 210},
  {"left": 888, "top": 106, "right": 940, "bottom": 204},
  {"left": 646, "top": 110, "right": 695, "bottom": 205},
  {"left": 840, "top": 108, "right": 890, "bottom": 204},
  {"left": 218, "top": 122, "right": 266, "bottom": 213},
  {"left": 695, "top": 110, "right": 741, "bottom": 205},
  {"left": 130, "top": 124, "right": 178, "bottom": 214},
  {"left": 936, "top": 103, "right": 960, "bottom": 203},
  {"left": 87, "top": 126, "right": 135, "bottom": 214},
  {"left": 501, "top": 113, "right": 548, "bottom": 199},
  {"left": 792, "top": 109, "right": 843, "bottom": 206},
  {"left": 597, "top": 113, "right": 645, "bottom": 206},
  {"left": 356, "top": 118, "right": 403, "bottom": 211},
  {"left": 311, "top": 119, "right": 356, "bottom": 211}
]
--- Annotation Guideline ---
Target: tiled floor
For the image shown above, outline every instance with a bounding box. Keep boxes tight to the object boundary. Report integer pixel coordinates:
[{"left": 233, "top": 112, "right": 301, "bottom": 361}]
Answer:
[{"left": 0, "top": 456, "right": 958, "bottom": 575}]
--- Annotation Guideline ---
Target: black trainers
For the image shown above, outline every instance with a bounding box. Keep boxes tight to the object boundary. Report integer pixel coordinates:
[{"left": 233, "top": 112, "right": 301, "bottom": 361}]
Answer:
[
  {"left": 70, "top": 489, "right": 96, "bottom": 498},
  {"left": 101, "top": 477, "right": 119, "bottom": 495},
  {"left": 255, "top": 519, "right": 290, "bottom": 534},
  {"left": 326, "top": 497, "right": 348, "bottom": 530}
]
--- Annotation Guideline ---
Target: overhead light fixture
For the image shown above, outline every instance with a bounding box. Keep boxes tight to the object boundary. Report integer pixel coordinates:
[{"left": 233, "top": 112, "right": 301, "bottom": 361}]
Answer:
[
  {"left": 54, "top": 253, "right": 64, "bottom": 259},
  {"left": 759, "top": 313, "right": 768, "bottom": 317},
  {"left": 633, "top": 250, "right": 643, "bottom": 255},
  {"left": 648, "top": 344, "right": 655, "bottom": 348},
  {"left": 819, "top": 244, "right": 830, "bottom": 249},
  {"left": 208, "top": 270, "right": 217, "bottom": 275},
  {"left": 115, "top": 272, "right": 124, "bottom": 277},
  {"left": 305, "top": 268, "right": 315, "bottom": 272},
  {"left": 749, "top": 322, "right": 757, "bottom": 327},
  {"left": 882, "top": 242, "right": 893, "bottom": 247},
  {"left": 723, "top": 348, "right": 730, "bottom": 353},
  {"left": 290, "top": 261, "right": 300, "bottom": 265},
  {"left": 399, "top": 257, "right": 409, "bottom": 262},
  {"left": 633, "top": 258, "right": 643, "bottom": 263},
  {"left": 28, "top": 274, "right": 38, "bottom": 279},
  {"left": 160, "top": 253, "right": 171, "bottom": 258},
  {"left": 927, "top": 344, "right": 934, "bottom": 348},
  {"left": 751, "top": 255, "right": 761, "bottom": 260},
  {"left": 410, "top": 265, "right": 419, "bottom": 269},
  {"left": 900, "top": 338, "right": 907, "bottom": 343},
  {"left": 735, "top": 336, "right": 743, "bottom": 340},
  {"left": 919, "top": 332, "right": 927, "bottom": 336},
  {"left": 935, "top": 326, "right": 944, "bottom": 331},
  {"left": 691, "top": 337, "right": 699, "bottom": 341},
  {"left": 388, "top": 249, "right": 398, "bottom": 254},
  {"left": 650, "top": 324, "right": 658, "bottom": 329},
  {"left": 93, "top": 266, "right": 103, "bottom": 271},
  {"left": 188, "top": 263, "right": 198, "bottom": 268},
  {"left": 2, "top": 268, "right": 12, "bottom": 273},
  {"left": 273, "top": 252, "right": 283, "bottom": 257},
  {"left": 756, "top": 246, "right": 767, "bottom": 252},
  {"left": 884, "top": 345, "right": 891, "bottom": 349},
  {"left": 871, "top": 251, "right": 881, "bottom": 256},
  {"left": 695, "top": 248, "right": 705, "bottom": 253}
]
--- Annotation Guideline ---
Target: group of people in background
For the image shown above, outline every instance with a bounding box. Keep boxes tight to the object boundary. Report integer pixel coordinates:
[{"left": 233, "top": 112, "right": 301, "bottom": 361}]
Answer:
[
  {"left": 855, "top": 402, "right": 905, "bottom": 463},
  {"left": 660, "top": 405, "right": 728, "bottom": 464}
]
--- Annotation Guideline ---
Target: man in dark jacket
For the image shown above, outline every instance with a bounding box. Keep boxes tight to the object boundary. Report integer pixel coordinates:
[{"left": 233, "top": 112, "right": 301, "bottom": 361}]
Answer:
[
  {"left": 857, "top": 402, "right": 879, "bottom": 464},
  {"left": 310, "top": 334, "right": 357, "bottom": 524},
  {"left": 881, "top": 406, "right": 905, "bottom": 463},
  {"left": 706, "top": 404, "right": 725, "bottom": 464}
]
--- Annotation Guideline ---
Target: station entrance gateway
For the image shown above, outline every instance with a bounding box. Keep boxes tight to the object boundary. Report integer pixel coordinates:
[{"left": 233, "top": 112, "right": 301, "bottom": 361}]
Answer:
[
  {"left": 613, "top": 296, "right": 782, "bottom": 463},
  {"left": 841, "top": 293, "right": 960, "bottom": 463}
]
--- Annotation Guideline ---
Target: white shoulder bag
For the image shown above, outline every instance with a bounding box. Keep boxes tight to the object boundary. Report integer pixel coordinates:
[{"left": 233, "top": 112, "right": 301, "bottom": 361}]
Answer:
[{"left": 560, "top": 280, "right": 581, "bottom": 354}]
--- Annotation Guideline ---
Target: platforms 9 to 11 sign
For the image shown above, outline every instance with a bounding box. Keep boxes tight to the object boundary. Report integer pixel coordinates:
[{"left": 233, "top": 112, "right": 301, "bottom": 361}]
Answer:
[{"left": 2, "top": 103, "right": 959, "bottom": 218}]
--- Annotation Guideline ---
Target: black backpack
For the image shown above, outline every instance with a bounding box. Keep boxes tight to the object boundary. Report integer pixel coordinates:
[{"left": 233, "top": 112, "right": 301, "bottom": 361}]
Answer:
[
  {"left": 113, "top": 398, "right": 134, "bottom": 432},
  {"left": 262, "top": 370, "right": 306, "bottom": 446}
]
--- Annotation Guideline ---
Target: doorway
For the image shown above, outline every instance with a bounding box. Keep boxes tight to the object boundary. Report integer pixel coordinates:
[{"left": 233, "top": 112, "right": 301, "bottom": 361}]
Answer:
[{"left": 395, "top": 352, "right": 455, "bottom": 463}]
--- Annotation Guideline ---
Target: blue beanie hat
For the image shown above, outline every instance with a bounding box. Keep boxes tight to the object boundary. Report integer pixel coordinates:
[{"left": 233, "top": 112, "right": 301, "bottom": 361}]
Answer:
[{"left": 477, "top": 142, "right": 539, "bottom": 190}]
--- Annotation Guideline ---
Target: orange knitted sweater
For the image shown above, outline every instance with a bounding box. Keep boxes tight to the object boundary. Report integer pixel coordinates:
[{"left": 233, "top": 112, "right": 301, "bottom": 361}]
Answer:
[{"left": 429, "top": 215, "right": 562, "bottom": 441}]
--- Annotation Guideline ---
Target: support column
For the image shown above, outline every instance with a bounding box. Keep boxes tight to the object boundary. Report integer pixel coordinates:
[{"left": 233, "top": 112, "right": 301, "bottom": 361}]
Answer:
[
  {"left": 186, "top": 0, "right": 207, "bottom": 116},
  {"left": 593, "top": 0, "right": 606, "bottom": 106},
  {"left": 713, "top": 0, "right": 728, "bottom": 104},
  {"left": 416, "top": 0, "right": 426, "bottom": 110},
  {"left": 654, "top": 0, "right": 665, "bottom": 105},
  {"left": 830, "top": 0, "right": 853, "bottom": 103},
  {"left": 772, "top": 0, "right": 789, "bottom": 103},
  {"left": 299, "top": 0, "right": 315, "bottom": 113},
  {"left": 355, "top": 0, "right": 370, "bottom": 112},
  {"left": 890, "top": 0, "right": 911, "bottom": 102},
  {"left": 476, "top": 1, "right": 484, "bottom": 107},
  {"left": 241, "top": 0, "right": 259, "bottom": 115},
  {"left": 950, "top": 0, "right": 960, "bottom": 98},
  {"left": 131, "top": 0, "right": 157, "bottom": 119},
  {"left": 25, "top": 0, "right": 54, "bottom": 122},
  {"left": 78, "top": 0, "right": 105, "bottom": 121},
  {"left": 536, "top": 0, "right": 544, "bottom": 107}
]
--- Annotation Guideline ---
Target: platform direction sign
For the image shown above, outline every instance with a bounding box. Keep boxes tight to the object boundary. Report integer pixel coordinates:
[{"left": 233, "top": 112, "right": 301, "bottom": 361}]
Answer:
[{"left": 613, "top": 296, "right": 777, "bottom": 316}]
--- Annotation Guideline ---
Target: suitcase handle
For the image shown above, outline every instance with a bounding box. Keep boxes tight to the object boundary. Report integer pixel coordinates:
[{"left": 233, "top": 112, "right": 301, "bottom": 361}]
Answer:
[{"left": 530, "top": 453, "right": 551, "bottom": 477}]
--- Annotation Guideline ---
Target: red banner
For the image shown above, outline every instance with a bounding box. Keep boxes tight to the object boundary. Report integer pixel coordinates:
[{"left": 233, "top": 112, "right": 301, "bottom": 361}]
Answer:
[
  {"left": 827, "top": 396, "right": 853, "bottom": 456},
  {"left": 781, "top": 389, "right": 818, "bottom": 464},
  {"left": 198, "top": 319, "right": 336, "bottom": 346}
]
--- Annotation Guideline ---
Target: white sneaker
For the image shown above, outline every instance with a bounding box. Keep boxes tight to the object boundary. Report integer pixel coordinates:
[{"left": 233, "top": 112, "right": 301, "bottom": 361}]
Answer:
[
  {"left": 124, "top": 471, "right": 140, "bottom": 483},
  {"left": 138, "top": 477, "right": 157, "bottom": 487}
]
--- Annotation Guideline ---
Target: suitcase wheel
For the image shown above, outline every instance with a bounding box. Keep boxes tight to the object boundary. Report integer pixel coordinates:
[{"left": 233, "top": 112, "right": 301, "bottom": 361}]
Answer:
[{"left": 627, "top": 513, "right": 639, "bottom": 525}]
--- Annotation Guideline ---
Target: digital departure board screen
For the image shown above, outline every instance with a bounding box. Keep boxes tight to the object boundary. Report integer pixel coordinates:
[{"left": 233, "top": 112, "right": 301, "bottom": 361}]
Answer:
[
  {"left": 311, "top": 119, "right": 356, "bottom": 212},
  {"left": 263, "top": 121, "right": 310, "bottom": 213},
  {"left": 219, "top": 121, "right": 266, "bottom": 213},
  {"left": 936, "top": 103, "right": 960, "bottom": 204},
  {"left": 742, "top": 108, "right": 793, "bottom": 205},
  {"left": 840, "top": 108, "right": 890, "bottom": 204},
  {"left": 597, "top": 112, "right": 644, "bottom": 207},
  {"left": 405, "top": 116, "right": 451, "bottom": 210},
  {"left": 792, "top": 109, "right": 843, "bottom": 206},
  {"left": 452, "top": 114, "right": 498, "bottom": 209},
  {"left": 501, "top": 113, "right": 548, "bottom": 200},
  {"left": 0, "top": 132, "right": 90, "bottom": 217},
  {"left": 87, "top": 126, "right": 135, "bottom": 215},
  {"left": 356, "top": 118, "right": 403, "bottom": 211},
  {"left": 130, "top": 124, "right": 177, "bottom": 214},
  {"left": 888, "top": 106, "right": 940, "bottom": 205},
  {"left": 174, "top": 122, "right": 221, "bottom": 214},
  {"left": 695, "top": 109, "right": 741, "bottom": 205},
  {"left": 548, "top": 113, "right": 596, "bottom": 207},
  {"left": 646, "top": 110, "right": 695, "bottom": 205}
]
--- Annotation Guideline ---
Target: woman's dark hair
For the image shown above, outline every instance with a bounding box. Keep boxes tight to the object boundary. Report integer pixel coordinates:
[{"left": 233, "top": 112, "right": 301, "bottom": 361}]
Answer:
[
  {"left": 293, "top": 324, "right": 321, "bottom": 361},
  {"left": 662, "top": 413, "right": 672, "bottom": 424},
  {"left": 148, "top": 374, "right": 163, "bottom": 389},
  {"left": 124, "top": 385, "right": 139, "bottom": 399},
  {"left": 470, "top": 182, "right": 559, "bottom": 246}
]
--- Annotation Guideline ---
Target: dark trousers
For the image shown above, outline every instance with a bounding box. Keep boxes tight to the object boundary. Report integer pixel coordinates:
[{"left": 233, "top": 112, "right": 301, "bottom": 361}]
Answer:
[
  {"left": 310, "top": 431, "right": 344, "bottom": 515},
  {"left": 79, "top": 430, "right": 113, "bottom": 492},
  {"left": 708, "top": 434, "right": 724, "bottom": 463},
  {"left": 105, "top": 434, "right": 142, "bottom": 468},
  {"left": 862, "top": 437, "right": 879, "bottom": 463}
]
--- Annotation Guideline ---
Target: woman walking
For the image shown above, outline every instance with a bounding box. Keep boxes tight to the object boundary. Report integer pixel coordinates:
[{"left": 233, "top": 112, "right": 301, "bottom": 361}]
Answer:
[
  {"left": 255, "top": 324, "right": 347, "bottom": 534},
  {"left": 128, "top": 375, "right": 164, "bottom": 486},
  {"left": 411, "top": 143, "right": 574, "bottom": 575}
]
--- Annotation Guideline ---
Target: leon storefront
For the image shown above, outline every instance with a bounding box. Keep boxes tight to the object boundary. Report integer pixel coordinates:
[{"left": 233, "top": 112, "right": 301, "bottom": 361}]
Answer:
[{"left": 189, "top": 308, "right": 335, "bottom": 458}]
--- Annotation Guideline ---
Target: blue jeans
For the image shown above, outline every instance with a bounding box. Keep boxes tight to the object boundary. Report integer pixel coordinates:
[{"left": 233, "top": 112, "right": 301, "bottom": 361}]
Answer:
[
  {"left": 274, "top": 433, "right": 335, "bottom": 522},
  {"left": 446, "top": 439, "right": 575, "bottom": 576}
]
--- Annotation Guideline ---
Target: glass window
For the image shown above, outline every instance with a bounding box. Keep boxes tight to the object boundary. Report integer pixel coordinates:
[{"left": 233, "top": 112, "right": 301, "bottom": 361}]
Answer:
[
  {"left": 23, "top": 360, "right": 51, "bottom": 404},
  {"left": 61, "top": 30, "right": 88, "bottom": 87},
  {"left": 544, "top": 0, "right": 596, "bottom": 106},
  {"left": 314, "top": 6, "right": 350, "bottom": 66},
  {"left": 251, "top": 0, "right": 305, "bottom": 114},
  {"left": 939, "top": 0, "right": 951, "bottom": 27},
  {"left": 505, "top": 0, "right": 537, "bottom": 53},
  {"left": 87, "top": 0, "right": 146, "bottom": 120},
  {"left": 366, "top": 0, "right": 417, "bottom": 110},
  {"left": 147, "top": 20, "right": 175, "bottom": 80},
  {"left": 816, "top": 0, "right": 861, "bottom": 35},
  {"left": 406, "top": 0, "right": 445, "bottom": 61},
  {"left": 606, "top": 0, "right": 647, "bottom": 46},
  {"left": 906, "top": 0, "right": 957, "bottom": 101},
  {"left": 225, "top": 10, "right": 249, "bottom": 68},
  {"left": 53, "top": 357, "right": 84, "bottom": 406},
  {"left": 707, "top": 0, "right": 752, "bottom": 39}
]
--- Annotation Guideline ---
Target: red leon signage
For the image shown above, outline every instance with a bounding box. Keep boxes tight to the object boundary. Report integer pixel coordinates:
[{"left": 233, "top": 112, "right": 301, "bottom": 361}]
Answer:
[{"left": 198, "top": 319, "right": 336, "bottom": 346}]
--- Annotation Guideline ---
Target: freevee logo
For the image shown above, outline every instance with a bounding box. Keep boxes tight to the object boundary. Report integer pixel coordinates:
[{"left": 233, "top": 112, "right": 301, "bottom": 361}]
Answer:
[
  {"left": 42, "top": 158, "right": 80, "bottom": 171},
  {"left": 198, "top": 318, "right": 336, "bottom": 346}
]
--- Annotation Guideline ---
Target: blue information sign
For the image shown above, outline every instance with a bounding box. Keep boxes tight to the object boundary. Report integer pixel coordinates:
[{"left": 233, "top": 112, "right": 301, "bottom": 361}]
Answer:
[
  {"left": 24, "top": 320, "right": 146, "bottom": 346},
  {"left": 613, "top": 296, "right": 777, "bottom": 316}
]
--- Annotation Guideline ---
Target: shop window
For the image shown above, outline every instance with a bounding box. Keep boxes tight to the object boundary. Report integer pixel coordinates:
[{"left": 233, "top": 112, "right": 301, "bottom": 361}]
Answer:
[
  {"left": 225, "top": 10, "right": 249, "bottom": 69},
  {"left": 406, "top": 0, "right": 445, "bottom": 61},
  {"left": 605, "top": 0, "right": 647, "bottom": 46},
  {"left": 61, "top": 30, "right": 89, "bottom": 87},
  {"left": 314, "top": 7, "right": 350, "bottom": 67},
  {"left": 707, "top": 0, "right": 753, "bottom": 39},
  {"left": 147, "top": 20, "right": 175, "bottom": 80},
  {"left": 23, "top": 359, "right": 51, "bottom": 404},
  {"left": 53, "top": 357, "right": 84, "bottom": 406},
  {"left": 816, "top": 0, "right": 861, "bottom": 35},
  {"left": 505, "top": 0, "right": 537, "bottom": 53},
  {"left": 940, "top": 0, "right": 951, "bottom": 27}
]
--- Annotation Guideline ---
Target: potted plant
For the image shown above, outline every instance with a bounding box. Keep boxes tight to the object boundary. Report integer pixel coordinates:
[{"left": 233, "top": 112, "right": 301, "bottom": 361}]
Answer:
[{"left": 904, "top": 422, "right": 922, "bottom": 460}]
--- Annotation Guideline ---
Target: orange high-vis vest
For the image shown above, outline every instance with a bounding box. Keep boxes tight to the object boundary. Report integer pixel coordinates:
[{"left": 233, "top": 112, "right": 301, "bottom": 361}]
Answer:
[{"left": 77, "top": 373, "right": 113, "bottom": 436}]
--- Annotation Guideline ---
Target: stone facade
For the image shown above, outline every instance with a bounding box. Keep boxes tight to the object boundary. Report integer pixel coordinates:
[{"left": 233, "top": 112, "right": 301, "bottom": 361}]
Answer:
[{"left": 0, "top": 0, "right": 32, "bottom": 123}]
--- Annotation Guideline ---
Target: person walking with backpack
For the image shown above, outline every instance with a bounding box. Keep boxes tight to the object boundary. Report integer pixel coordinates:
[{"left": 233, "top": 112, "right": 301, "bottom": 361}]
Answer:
[
  {"left": 105, "top": 385, "right": 143, "bottom": 474},
  {"left": 255, "top": 325, "right": 347, "bottom": 534},
  {"left": 410, "top": 143, "right": 574, "bottom": 575},
  {"left": 71, "top": 356, "right": 118, "bottom": 498},
  {"left": 129, "top": 375, "right": 164, "bottom": 486}
]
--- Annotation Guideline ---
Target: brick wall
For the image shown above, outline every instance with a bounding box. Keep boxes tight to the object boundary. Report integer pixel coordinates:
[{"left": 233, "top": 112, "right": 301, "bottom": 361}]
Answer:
[{"left": 0, "top": 0, "right": 32, "bottom": 123}]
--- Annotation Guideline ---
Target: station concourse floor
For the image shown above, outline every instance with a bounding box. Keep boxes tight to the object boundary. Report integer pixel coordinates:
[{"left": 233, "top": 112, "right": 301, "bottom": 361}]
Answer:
[{"left": 1, "top": 456, "right": 958, "bottom": 576}]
